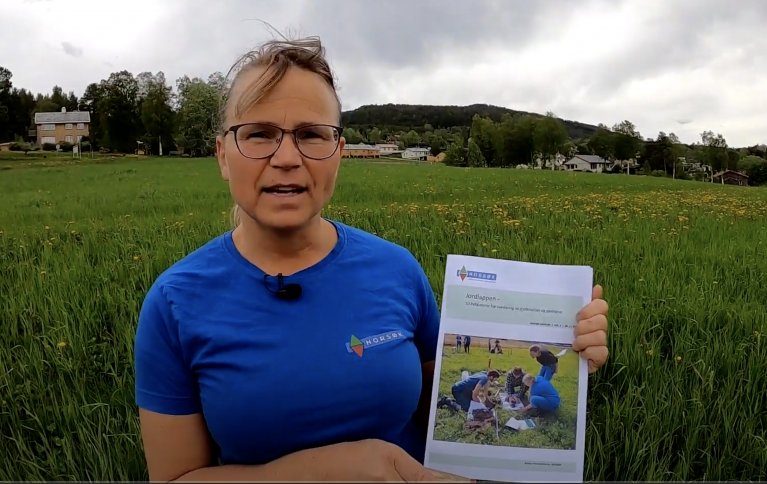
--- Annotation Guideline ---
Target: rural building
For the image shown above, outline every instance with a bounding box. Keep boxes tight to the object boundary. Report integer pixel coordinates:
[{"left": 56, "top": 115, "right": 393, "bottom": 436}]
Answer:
[
  {"left": 402, "top": 147, "right": 430, "bottom": 161},
  {"left": 563, "top": 154, "right": 610, "bottom": 173},
  {"left": 0, "top": 142, "right": 12, "bottom": 152},
  {"left": 374, "top": 143, "right": 399, "bottom": 154},
  {"left": 342, "top": 143, "right": 379, "bottom": 158},
  {"left": 713, "top": 170, "right": 749, "bottom": 186},
  {"left": 34, "top": 107, "right": 90, "bottom": 146}
]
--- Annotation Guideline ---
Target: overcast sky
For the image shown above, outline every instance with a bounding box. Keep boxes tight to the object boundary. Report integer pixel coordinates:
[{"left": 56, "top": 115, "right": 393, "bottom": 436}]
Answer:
[{"left": 2, "top": 0, "right": 765, "bottom": 147}]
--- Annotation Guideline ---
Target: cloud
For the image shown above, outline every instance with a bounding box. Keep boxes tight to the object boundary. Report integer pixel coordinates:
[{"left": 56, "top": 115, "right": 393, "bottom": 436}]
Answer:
[
  {"left": 0, "top": 0, "right": 765, "bottom": 146},
  {"left": 61, "top": 42, "right": 83, "bottom": 58}
]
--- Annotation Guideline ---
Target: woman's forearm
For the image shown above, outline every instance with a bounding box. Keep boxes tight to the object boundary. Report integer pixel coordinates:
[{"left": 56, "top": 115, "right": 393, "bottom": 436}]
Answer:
[{"left": 172, "top": 446, "right": 333, "bottom": 482}]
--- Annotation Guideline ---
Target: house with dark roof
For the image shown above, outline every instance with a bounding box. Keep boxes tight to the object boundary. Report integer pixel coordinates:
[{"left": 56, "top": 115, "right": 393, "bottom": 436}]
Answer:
[
  {"left": 34, "top": 107, "right": 91, "bottom": 146},
  {"left": 713, "top": 170, "right": 749, "bottom": 186},
  {"left": 563, "top": 154, "right": 610, "bottom": 173}
]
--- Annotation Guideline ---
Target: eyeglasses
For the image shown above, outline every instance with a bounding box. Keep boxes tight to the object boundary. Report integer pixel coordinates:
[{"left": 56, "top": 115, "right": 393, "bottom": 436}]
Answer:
[{"left": 224, "top": 122, "right": 343, "bottom": 160}]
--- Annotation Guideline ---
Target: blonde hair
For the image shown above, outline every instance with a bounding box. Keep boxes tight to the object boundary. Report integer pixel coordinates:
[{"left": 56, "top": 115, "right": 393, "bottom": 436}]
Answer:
[
  {"left": 523, "top": 373, "right": 535, "bottom": 386},
  {"left": 220, "top": 35, "right": 342, "bottom": 228}
]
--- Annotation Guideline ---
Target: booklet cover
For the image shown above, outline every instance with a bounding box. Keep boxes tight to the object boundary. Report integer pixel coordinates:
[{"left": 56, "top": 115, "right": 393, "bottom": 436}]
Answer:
[{"left": 424, "top": 254, "right": 593, "bottom": 483}]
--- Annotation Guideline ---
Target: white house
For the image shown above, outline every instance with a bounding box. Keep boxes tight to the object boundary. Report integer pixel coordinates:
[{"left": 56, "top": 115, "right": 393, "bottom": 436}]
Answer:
[
  {"left": 563, "top": 155, "right": 610, "bottom": 173},
  {"left": 402, "top": 147, "right": 430, "bottom": 161},
  {"left": 374, "top": 143, "right": 399, "bottom": 153}
]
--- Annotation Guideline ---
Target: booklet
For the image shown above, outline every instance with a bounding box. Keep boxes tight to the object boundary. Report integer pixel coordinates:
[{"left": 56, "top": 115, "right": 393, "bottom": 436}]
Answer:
[{"left": 424, "top": 254, "right": 593, "bottom": 483}]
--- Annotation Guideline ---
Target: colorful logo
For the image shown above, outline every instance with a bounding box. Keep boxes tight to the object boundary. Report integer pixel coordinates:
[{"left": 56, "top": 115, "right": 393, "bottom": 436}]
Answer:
[
  {"left": 349, "top": 335, "right": 364, "bottom": 357},
  {"left": 346, "top": 331, "right": 405, "bottom": 357},
  {"left": 456, "top": 265, "right": 497, "bottom": 282}
]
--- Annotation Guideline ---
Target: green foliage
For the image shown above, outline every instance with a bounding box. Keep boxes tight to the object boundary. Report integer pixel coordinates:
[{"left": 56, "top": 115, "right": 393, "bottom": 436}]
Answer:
[
  {"left": 533, "top": 115, "right": 569, "bottom": 168},
  {"left": 340, "top": 103, "right": 599, "bottom": 140},
  {"left": 342, "top": 127, "right": 363, "bottom": 144},
  {"left": 740, "top": 155, "right": 767, "bottom": 186},
  {"left": 138, "top": 72, "right": 174, "bottom": 155},
  {"left": 444, "top": 142, "right": 465, "bottom": 166},
  {"left": 469, "top": 115, "right": 497, "bottom": 165},
  {"left": 175, "top": 76, "right": 220, "bottom": 156},
  {"left": 466, "top": 139, "right": 486, "bottom": 167},
  {"left": 400, "top": 129, "right": 421, "bottom": 148}
]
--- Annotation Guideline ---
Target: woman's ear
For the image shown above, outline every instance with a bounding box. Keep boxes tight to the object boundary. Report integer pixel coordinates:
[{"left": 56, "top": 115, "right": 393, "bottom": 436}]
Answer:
[{"left": 216, "top": 135, "right": 230, "bottom": 181}]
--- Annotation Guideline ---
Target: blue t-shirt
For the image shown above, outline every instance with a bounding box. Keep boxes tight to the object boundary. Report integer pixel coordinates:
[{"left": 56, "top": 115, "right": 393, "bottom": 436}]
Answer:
[
  {"left": 530, "top": 376, "right": 560, "bottom": 402},
  {"left": 453, "top": 372, "right": 488, "bottom": 396},
  {"left": 134, "top": 221, "right": 441, "bottom": 465}
]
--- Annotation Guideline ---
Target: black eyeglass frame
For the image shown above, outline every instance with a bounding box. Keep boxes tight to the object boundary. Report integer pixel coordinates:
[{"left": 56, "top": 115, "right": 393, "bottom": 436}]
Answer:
[{"left": 223, "top": 122, "right": 345, "bottom": 160}]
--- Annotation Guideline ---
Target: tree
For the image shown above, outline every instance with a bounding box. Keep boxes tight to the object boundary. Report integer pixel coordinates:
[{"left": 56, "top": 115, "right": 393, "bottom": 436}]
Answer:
[
  {"left": 367, "top": 127, "right": 382, "bottom": 144},
  {"left": 644, "top": 132, "right": 674, "bottom": 175},
  {"left": 138, "top": 71, "right": 175, "bottom": 154},
  {"left": 0, "top": 67, "right": 12, "bottom": 141},
  {"left": 341, "top": 127, "right": 363, "bottom": 144},
  {"left": 612, "top": 120, "right": 641, "bottom": 139},
  {"left": 533, "top": 114, "right": 568, "bottom": 168},
  {"left": 175, "top": 75, "right": 220, "bottom": 156},
  {"left": 100, "top": 71, "right": 140, "bottom": 152},
  {"left": 80, "top": 82, "right": 106, "bottom": 148},
  {"left": 466, "top": 138, "right": 486, "bottom": 167},
  {"left": 700, "top": 130, "right": 728, "bottom": 171},
  {"left": 400, "top": 129, "right": 420, "bottom": 147},
  {"left": 429, "top": 134, "right": 447, "bottom": 156},
  {"left": 497, "top": 114, "right": 536, "bottom": 166},
  {"left": 444, "top": 141, "right": 465, "bottom": 166},
  {"left": 470, "top": 115, "right": 498, "bottom": 166},
  {"left": 739, "top": 155, "right": 767, "bottom": 186},
  {"left": 587, "top": 125, "right": 615, "bottom": 160}
]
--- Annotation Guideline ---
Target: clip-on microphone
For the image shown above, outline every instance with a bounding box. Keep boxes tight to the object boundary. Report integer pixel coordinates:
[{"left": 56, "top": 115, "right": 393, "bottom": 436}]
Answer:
[{"left": 266, "top": 273, "right": 302, "bottom": 301}]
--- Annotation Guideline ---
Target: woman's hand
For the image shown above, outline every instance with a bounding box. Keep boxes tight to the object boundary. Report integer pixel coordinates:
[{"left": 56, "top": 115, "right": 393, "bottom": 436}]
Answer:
[
  {"left": 316, "top": 439, "right": 470, "bottom": 482},
  {"left": 573, "top": 284, "right": 609, "bottom": 373}
]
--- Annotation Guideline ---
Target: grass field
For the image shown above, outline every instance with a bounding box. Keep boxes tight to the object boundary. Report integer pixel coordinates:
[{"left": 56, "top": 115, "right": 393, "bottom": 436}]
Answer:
[
  {"left": 433, "top": 339, "right": 578, "bottom": 450},
  {"left": 1, "top": 155, "right": 766, "bottom": 481}
]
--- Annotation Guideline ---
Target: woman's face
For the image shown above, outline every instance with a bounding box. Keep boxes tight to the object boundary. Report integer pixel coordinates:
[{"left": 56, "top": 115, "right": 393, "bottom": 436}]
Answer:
[{"left": 216, "top": 66, "right": 345, "bottom": 233}]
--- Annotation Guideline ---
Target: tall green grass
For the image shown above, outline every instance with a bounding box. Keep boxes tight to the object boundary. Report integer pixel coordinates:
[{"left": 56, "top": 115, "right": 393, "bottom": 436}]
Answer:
[{"left": 1, "top": 157, "right": 766, "bottom": 481}]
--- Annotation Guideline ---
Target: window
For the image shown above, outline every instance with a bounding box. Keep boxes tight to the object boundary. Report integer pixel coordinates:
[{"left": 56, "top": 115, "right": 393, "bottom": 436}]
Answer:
[
  {"left": 42, "top": 136, "right": 56, "bottom": 144},
  {"left": 66, "top": 136, "right": 73, "bottom": 143},
  {"left": 41, "top": 124, "right": 55, "bottom": 131},
  {"left": 65, "top": 123, "right": 73, "bottom": 129},
  {"left": 77, "top": 123, "right": 85, "bottom": 129}
]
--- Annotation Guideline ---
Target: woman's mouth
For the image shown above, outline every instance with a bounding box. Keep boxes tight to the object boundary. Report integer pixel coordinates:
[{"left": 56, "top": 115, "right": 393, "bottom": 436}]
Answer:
[{"left": 262, "top": 184, "right": 307, "bottom": 197}]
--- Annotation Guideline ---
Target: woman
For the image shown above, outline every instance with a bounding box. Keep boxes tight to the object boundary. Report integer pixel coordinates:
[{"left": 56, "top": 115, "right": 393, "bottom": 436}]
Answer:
[{"left": 134, "top": 36, "right": 610, "bottom": 482}]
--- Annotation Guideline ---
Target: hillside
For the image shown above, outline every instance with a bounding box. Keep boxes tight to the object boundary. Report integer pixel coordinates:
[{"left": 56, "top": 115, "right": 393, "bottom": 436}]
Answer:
[{"left": 340, "top": 103, "right": 600, "bottom": 140}]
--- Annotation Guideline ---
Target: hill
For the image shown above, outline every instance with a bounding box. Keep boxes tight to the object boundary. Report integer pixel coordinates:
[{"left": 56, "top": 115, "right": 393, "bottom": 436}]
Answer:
[{"left": 340, "top": 103, "right": 600, "bottom": 140}]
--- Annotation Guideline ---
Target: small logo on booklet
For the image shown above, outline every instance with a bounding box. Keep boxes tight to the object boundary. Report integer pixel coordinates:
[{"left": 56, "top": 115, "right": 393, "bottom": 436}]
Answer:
[
  {"left": 457, "top": 265, "right": 497, "bottom": 282},
  {"left": 346, "top": 331, "right": 405, "bottom": 357}
]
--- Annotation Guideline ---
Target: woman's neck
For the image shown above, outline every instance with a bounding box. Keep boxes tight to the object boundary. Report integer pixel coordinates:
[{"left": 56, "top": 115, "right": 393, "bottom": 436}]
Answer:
[{"left": 232, "top": 216, "right": 337, "bottom": 275}]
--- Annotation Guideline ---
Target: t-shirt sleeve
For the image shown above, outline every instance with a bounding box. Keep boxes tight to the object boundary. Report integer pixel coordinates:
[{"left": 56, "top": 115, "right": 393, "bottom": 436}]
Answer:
[
  {"left": 134, "top": 280, "right": 201, "bottom": 415},
  {"left": 412, "top": 263, "right": 441, "bottom": 363}
]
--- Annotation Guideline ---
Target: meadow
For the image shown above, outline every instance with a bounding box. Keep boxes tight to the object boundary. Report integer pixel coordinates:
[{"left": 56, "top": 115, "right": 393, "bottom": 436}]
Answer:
[
  {"left": 1, "top": 155, "right": 766, "bottom": 481},
  {"left": 433, "top": 339, "right": 579, "bottom": 450}
]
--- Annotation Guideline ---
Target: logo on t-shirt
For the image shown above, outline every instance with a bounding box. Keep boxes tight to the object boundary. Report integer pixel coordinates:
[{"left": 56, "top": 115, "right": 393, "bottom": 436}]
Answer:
[
  {"left": 346, "top": 331, "right": 405, "bottom": 357},
  {"left": 457, "top": 265, "right": 497, "bottom": 282}
]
